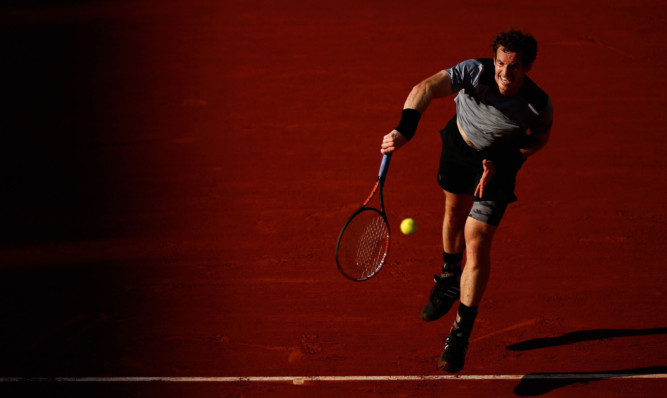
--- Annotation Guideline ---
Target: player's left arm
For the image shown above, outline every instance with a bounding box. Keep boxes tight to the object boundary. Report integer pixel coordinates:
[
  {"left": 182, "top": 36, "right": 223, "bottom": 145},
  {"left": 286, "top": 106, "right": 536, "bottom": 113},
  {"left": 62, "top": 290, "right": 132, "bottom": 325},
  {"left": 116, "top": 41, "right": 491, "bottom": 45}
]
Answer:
[
  {"left": 520, "top": 97, "right": 553, "bottom": 161},
  {"left": 519, "top": 130, "right": 550, "bottom": 161}
]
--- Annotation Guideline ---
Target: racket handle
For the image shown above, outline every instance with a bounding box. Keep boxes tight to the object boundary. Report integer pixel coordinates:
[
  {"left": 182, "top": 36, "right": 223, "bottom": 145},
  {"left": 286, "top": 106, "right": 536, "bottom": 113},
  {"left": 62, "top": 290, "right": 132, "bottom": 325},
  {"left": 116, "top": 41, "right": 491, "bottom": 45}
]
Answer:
[{"left": 378, "top": 153, "right": 392, "bottom": 180}]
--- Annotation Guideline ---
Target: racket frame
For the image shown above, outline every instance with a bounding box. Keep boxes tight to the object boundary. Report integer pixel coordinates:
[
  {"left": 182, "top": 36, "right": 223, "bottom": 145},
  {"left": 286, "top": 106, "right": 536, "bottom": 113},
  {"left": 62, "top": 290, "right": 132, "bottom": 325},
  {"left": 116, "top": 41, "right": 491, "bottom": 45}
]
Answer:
[{"left": 335, "top": 154, "right": 392, "bottom": 281}]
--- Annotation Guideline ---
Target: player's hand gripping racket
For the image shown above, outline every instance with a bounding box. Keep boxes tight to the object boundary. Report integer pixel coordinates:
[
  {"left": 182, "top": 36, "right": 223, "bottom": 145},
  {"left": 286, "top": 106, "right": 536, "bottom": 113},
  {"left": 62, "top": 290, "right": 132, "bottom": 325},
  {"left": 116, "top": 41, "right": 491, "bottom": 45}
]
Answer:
[{"left": 336, "top": 154, "right": 392, "bottom": 281}]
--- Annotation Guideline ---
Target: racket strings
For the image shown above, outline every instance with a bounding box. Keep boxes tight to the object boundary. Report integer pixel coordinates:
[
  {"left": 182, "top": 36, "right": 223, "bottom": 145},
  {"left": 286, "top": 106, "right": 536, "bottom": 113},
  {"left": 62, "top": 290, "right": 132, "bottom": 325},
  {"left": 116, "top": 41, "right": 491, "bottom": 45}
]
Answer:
[
  {"left": 338, "top": 210, "right": 389, "bottom": 279},
  {"left": 354, "top": 215, "right": 388, "bottom": 276}
]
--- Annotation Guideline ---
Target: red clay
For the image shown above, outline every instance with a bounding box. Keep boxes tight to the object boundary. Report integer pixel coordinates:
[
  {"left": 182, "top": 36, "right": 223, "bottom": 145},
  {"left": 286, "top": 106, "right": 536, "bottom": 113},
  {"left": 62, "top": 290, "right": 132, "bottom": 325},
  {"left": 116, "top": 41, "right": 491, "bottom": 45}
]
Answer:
[{"left": 0, "top": 0, "right": 665, "bottom": 397}]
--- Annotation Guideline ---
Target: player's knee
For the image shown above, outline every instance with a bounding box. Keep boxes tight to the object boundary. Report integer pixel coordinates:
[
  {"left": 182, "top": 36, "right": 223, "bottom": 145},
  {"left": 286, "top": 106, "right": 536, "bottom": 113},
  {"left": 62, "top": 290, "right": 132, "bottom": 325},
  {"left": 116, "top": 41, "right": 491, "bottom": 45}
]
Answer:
[
  {"left": 464, "top": 233, "right": 490, "bottom": 258},
  {"left": 464, "top": 215, "right": 497, "bottom": 253}
]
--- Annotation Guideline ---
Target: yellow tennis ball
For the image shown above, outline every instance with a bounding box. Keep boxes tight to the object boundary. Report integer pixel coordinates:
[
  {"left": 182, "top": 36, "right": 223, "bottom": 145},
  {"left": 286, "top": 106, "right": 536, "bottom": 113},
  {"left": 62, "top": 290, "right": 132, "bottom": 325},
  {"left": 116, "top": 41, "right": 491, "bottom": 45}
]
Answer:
[{"left": 400, "top": 218, "right": 417, "bottom": 235}]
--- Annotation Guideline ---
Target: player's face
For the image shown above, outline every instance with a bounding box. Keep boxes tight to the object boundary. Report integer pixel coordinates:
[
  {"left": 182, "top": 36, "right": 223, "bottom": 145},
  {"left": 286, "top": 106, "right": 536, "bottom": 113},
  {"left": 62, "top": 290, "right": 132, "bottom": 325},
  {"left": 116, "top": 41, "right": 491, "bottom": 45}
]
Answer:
[{"left": 494, "top": 46, "right": 530, "bottom": 96}]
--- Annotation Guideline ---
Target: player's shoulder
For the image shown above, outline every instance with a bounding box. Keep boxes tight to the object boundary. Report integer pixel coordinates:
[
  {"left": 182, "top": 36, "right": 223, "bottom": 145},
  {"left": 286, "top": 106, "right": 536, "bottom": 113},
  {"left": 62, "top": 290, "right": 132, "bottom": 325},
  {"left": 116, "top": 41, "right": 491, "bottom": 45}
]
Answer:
[
  {"left": 448, "top": 58, "right": 490, "bottom": 86},
  {"left": 519, "top": 76, "right": 551, "bottom": 112},
  {"left": 450, "top": 58, "right": 485, "bottom": 74}
]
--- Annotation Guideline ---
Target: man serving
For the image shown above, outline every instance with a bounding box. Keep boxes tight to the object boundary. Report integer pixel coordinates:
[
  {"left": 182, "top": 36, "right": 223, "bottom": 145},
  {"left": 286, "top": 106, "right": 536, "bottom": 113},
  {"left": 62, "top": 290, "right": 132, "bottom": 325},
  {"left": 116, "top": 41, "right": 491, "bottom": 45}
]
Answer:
[{"left": 381, "top": 29, "right": 553, "bottom": 372}]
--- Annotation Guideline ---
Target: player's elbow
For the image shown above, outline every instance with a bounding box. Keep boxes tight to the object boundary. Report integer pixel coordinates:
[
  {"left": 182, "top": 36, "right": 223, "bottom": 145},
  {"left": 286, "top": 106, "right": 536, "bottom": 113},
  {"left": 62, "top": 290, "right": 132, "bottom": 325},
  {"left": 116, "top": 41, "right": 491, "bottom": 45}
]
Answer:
[
  {"left": 411, "top": 80, "right": 431, "bottom": 98},
  {"left": 410, "top": 80, "right": 441, "bottom": 103}
]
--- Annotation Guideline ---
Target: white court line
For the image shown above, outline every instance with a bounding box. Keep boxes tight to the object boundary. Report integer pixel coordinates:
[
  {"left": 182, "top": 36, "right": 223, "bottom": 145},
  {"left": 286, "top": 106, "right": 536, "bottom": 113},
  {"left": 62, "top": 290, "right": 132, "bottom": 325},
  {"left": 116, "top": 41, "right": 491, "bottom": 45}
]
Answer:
[{"left": 0, "top": 374, "right": 665, "bottom": 383}]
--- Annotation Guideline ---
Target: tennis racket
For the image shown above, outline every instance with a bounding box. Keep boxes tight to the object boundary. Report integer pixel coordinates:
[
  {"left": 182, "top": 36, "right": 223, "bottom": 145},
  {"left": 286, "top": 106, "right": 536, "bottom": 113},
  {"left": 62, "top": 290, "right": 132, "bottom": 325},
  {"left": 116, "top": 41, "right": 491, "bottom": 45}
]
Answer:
[{"left": 335, "top": 154, "right": 392, "bottom": 281}]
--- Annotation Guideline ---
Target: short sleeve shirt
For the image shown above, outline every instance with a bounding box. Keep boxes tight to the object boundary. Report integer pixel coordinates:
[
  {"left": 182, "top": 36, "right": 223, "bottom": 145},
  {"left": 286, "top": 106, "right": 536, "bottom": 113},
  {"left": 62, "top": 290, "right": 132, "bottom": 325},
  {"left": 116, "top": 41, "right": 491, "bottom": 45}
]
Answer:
[{"left": 445, "top": 58, "right": 553, "bottom": 151}]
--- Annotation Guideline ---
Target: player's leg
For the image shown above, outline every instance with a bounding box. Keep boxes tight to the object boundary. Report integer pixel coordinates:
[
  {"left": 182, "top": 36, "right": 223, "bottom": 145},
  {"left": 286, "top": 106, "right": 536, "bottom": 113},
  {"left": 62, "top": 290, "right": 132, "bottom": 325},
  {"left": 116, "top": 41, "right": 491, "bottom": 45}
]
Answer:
[
  {"left": 460, "top": 216, "right": 496, "bottom": 307},
  {"left": 425, "top": 113, "right": 481, "bottom": 322},
  {"left": 442, "top": 190, "right": 472, "bottom": 254},
  {"left": 438, "top": 211, "right": 499, "bottom": 373},
  {"left": 422, "top": 190, "right": 472, "bottom": 321}
]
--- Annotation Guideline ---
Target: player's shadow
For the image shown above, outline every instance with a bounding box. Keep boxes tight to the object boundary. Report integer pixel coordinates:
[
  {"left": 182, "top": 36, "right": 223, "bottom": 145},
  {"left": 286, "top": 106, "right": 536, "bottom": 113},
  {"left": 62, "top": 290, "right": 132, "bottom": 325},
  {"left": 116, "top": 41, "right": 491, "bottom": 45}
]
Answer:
[
  {"left": 506, "top": 327, "right": 667, "bottom": 351},
  {"left": 507, "top": 328, "right": 667, "bottom": 396},
  {"left": 514, "top": 366, "right": 667, "bottom": 396}
]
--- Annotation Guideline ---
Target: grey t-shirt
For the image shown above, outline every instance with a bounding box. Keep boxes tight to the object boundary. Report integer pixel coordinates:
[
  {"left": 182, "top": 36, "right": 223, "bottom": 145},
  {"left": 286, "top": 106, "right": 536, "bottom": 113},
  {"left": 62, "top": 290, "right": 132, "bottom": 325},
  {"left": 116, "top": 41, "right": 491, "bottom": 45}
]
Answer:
[{"left": 445, "top": 58, "right": 553, "bottom": 151}]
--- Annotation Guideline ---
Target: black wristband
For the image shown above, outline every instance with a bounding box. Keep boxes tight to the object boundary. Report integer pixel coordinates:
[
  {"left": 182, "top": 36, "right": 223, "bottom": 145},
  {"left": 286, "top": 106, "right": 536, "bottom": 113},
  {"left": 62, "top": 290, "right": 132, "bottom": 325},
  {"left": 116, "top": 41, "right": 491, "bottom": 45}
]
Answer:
[{"left": 395, "top": 108, "right": 421, "bottom": 141}]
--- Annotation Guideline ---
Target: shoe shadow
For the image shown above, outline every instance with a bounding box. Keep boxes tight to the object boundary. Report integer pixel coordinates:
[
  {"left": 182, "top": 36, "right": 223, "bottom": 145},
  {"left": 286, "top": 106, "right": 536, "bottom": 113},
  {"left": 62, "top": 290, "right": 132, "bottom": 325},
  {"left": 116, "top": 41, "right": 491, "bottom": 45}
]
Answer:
[
  {"left": 514, "top": 366, "right": 667, "bottom": 396},
  {"left": 506, "top": 327, "right": 667, "bottom": 351}
]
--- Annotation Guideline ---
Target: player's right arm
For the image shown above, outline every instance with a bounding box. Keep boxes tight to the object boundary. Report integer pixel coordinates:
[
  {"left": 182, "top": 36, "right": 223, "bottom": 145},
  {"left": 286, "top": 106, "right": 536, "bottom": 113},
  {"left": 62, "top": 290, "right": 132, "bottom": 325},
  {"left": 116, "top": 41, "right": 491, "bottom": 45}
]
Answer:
[
  {"left": 403, "top": 70, "right": 454, "bottom": 112},
  {"left": 381, "top": 71, "right": 453, "bottom": 155}
]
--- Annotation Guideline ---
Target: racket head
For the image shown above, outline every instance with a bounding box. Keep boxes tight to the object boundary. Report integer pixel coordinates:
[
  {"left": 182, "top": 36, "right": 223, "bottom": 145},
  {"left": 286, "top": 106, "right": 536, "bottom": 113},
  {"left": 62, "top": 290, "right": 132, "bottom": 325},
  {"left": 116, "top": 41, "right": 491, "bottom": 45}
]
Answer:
[{"left": 335, "top": 207, "right": 390, "bottom": 281}]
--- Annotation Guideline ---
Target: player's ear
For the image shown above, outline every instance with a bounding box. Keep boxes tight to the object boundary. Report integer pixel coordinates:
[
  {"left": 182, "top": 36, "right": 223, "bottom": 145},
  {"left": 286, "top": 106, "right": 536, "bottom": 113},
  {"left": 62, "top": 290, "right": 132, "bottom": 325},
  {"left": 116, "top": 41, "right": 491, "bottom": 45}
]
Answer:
[{"left": 524, "top": 61, "right": 533, "bottom": 72}]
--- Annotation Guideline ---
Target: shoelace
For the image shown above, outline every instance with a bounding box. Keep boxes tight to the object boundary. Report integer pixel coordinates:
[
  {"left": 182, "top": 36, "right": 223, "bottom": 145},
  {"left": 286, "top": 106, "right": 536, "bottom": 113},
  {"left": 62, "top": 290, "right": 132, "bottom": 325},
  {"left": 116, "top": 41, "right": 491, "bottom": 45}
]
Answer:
[
  {"left": 444, "top": 327, "right": 469, "bottom": 354},
  {"left": 430, "top": 274, "right": 460, "bottom": 301}
]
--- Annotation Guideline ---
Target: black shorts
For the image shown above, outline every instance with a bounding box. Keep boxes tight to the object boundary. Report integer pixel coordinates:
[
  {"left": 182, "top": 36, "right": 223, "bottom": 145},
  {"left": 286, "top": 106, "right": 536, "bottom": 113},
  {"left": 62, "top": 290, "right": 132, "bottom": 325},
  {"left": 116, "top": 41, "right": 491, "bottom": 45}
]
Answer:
[{"left": 437, "top": 115, "right": 524, "bottom": 203}]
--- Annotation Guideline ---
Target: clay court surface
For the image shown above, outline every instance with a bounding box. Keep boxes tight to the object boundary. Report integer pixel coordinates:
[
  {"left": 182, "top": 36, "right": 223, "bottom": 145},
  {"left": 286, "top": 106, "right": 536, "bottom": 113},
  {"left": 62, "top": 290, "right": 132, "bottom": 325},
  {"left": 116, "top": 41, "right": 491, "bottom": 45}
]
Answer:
[{"left": 0, "top": 0, "right": 666, "bottom": 396}]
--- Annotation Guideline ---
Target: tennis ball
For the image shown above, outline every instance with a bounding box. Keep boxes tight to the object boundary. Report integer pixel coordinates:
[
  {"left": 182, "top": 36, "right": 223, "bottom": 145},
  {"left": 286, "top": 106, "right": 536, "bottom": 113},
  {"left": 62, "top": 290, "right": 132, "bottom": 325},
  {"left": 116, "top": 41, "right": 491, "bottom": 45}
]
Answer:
[{"left": 400, "top": 218, "right": 417, "bottom": 235}]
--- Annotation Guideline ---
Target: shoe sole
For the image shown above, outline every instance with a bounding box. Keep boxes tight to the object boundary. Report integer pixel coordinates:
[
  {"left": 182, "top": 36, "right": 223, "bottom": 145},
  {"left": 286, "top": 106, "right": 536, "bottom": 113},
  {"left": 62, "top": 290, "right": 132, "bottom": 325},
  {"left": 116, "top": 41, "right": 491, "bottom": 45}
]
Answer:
[{"left": 437, "top": 361, "right": 463, "bottom": 373}]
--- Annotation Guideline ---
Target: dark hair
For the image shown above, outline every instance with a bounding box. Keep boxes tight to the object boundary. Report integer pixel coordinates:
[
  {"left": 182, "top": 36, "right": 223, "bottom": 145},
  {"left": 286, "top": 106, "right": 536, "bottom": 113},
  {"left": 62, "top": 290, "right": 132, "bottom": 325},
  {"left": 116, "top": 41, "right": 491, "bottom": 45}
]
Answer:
[{"left": 492, "top": 29, "right": 537, "bottom": 67}]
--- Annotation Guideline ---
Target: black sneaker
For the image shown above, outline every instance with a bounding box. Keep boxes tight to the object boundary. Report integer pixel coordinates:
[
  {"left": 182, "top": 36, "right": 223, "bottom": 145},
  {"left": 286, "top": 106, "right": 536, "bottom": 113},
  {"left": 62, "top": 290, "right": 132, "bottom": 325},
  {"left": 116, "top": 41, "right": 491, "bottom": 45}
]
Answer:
[
  {"left": 438, "top": 321, "right": 469, "bottom": 373},
  {"left": 421, "top": 269, "right": 461, "bottom": 322}
]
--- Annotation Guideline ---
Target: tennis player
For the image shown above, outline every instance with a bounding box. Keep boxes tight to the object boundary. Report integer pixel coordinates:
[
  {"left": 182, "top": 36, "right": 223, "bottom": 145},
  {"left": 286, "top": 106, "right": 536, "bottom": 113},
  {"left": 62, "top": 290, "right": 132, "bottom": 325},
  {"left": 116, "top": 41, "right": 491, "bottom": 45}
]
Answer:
[{"left": 380, "top": 29, "right": 553, "bottom": 372}]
